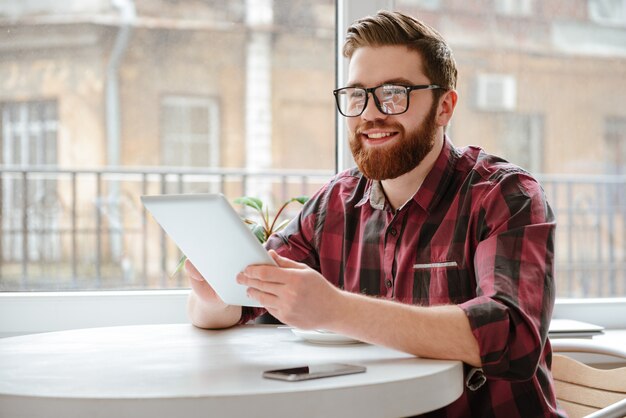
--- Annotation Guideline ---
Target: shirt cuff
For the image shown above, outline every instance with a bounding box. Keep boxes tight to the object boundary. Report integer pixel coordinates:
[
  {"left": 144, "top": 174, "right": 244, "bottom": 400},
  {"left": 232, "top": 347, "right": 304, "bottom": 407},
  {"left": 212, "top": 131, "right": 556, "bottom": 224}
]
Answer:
[{"left": 459, "top": 296, "right": 512, "bottom": 377}]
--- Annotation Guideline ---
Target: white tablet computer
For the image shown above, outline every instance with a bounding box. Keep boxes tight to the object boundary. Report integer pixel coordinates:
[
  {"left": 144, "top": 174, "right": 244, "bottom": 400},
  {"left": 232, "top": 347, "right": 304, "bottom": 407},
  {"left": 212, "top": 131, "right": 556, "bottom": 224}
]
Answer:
[{"left": 141, "top": 193, "right": 274, "bottom": 307}]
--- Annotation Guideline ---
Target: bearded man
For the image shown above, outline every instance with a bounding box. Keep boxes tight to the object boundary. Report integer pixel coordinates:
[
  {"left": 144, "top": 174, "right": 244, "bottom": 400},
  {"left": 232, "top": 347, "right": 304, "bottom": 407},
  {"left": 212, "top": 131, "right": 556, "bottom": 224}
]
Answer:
[{"left": 186, "top": 10, "right": 564, "bottom": 418}]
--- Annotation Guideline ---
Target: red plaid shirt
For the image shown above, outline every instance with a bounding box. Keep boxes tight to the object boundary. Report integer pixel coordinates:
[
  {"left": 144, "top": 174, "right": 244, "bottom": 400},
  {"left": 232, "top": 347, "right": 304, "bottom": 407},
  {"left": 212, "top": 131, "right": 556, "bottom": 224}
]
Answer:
[{"left": 243, "top": 138, "right": 565, "bottom": 417}]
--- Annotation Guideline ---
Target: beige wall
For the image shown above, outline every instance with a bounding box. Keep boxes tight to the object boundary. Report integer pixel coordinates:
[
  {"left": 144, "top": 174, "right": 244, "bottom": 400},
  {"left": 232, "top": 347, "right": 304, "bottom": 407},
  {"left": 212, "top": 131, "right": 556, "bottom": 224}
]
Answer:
[{"left": 451, "top": 50, "right": 626, "bottom": 174}]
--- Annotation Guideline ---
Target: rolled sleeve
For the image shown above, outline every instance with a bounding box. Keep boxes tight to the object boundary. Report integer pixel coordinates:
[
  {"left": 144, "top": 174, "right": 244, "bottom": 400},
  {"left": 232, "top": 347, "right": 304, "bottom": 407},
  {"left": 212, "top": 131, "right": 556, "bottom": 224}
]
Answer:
[{"left": 461, "top": 173, "right": 556, "bottom": 380}]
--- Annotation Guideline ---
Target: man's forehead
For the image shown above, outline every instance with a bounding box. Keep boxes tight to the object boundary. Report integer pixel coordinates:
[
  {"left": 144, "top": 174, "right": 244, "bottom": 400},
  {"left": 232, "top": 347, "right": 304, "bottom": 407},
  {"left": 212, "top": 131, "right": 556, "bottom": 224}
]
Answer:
[{"left": 347, "top": 45, "right": 426, "bottom": 85}]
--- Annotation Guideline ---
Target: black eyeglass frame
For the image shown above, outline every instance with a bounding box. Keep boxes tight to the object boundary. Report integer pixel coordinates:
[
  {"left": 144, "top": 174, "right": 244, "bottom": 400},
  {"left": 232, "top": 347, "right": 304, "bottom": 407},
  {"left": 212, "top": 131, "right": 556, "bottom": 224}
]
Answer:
[{"left": 332, "top": 84, "right": 442, "bottom": 117}]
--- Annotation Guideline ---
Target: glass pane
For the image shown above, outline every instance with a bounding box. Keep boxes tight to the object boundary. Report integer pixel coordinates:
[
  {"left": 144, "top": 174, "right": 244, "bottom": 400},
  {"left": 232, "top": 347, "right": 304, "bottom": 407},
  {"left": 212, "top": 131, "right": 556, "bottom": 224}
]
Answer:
[
  {"left": 161, "top": 106, "right": 188, "bottom": 136},
  {"left": 0, "top": 1, "right": 335, "bottom": 291},
  {"left": 396, "top": 1, "right": 626, "bottom": 298},
  {"left": 188, "top": 106, "right": 209, "bottom": 135}
]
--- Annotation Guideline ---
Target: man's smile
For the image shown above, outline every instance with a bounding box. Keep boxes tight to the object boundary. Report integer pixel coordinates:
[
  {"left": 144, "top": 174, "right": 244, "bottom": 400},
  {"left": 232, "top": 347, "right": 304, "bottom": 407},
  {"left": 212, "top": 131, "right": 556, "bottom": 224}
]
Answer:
[{"left": 361, "top": 129, "right": 399, "bottom": 144}]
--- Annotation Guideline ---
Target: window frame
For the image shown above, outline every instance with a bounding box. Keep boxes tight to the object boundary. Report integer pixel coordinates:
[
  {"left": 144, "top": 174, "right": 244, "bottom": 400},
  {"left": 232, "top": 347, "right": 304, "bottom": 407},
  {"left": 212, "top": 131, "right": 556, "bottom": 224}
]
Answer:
[
  {"left": 2, "top": 291, "right": 624, "bottom": 338},
  {"left": 1, "top": 0, "right": 624, "bottom": 338}
]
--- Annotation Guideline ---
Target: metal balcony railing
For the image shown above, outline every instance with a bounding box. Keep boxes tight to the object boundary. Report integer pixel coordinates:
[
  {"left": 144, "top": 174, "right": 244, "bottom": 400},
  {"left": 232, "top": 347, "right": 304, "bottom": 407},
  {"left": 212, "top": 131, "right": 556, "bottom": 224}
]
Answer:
[
  {"left": 539, "top": 174, "right": 626, "bottom": 297},
  {"left": 0, "top": 167, "right": 625, "bottom": 298},
  {"left": 0, "top": 166, "right": 332, "bottom": 290}
]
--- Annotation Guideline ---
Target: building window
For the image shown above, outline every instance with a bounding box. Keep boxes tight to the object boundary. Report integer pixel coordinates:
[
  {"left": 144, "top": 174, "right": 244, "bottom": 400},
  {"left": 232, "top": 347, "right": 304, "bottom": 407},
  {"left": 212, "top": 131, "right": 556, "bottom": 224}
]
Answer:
[
  {"left": 589, "top": 0, "right": 626, "bottom": 25},
  {"left": 1, "top": 100, "right": 60, "bottom": 263},
  {"left": 494, "top": 0, "right": 534, "bottom": 17},
  {"left": 474, "top": 74, "right": 517, "bottom": 112},
  {"left": 160, "top": 96, "right": 220, "bottom": 168},
  {"left": 605, "top": 117, "right": 626, "bottom": 174},
  {"left": 1, "top": 100, "right": 58, "bottom": 167},
  {"left": 498, "top": 113, "right": 544, "bottom": 174}
]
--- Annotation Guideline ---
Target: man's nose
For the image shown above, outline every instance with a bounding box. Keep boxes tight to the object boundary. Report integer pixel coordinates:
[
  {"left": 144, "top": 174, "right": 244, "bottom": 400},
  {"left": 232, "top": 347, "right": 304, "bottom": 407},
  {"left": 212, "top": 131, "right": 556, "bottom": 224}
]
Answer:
[{"left": 361, "top": 94, "right": 387, "bottom": 121}]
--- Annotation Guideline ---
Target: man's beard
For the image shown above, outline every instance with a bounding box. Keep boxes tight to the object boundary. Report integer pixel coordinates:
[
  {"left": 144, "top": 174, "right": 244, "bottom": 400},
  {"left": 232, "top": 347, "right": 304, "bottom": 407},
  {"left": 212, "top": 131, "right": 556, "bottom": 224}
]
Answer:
[{"left": 349, "top": 103, "right": 439, "bottom": 180}]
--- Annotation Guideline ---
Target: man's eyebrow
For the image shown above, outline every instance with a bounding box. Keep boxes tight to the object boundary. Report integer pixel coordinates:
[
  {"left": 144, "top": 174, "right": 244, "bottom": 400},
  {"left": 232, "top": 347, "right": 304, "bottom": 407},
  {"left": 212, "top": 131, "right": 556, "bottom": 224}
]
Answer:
[{"left": 381, "top": 77, "right": 416, "bottom": 85}]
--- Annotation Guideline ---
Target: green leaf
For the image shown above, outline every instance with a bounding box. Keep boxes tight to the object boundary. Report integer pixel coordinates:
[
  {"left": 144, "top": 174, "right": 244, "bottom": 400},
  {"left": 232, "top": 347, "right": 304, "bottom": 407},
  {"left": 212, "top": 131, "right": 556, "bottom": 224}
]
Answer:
[
  {"left": 172, "top": 254, "right": 187, "bottom": 278},
  {"left": 291, "top": 196, "right": 309, "bottom": 205},
  {"left": 249, "top": 223, "right": 268, "bottom": 243},
  {"left": 234, "top": 196, "right": 263, "bottom": 213}
]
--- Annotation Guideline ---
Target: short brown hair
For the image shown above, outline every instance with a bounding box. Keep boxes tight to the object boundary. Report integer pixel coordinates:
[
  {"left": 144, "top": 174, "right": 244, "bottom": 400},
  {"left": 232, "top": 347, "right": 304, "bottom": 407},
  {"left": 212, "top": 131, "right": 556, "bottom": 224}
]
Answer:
[{"left": 343, "top": 10, "right": 457, "bottom": 91}]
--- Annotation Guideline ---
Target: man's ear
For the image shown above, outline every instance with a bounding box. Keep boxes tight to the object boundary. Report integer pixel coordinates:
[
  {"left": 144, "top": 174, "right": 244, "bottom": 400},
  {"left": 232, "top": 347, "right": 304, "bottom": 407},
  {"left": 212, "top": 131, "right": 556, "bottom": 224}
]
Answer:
[{"left": 436, "top": 89, "right": 458, "bottom": 127}]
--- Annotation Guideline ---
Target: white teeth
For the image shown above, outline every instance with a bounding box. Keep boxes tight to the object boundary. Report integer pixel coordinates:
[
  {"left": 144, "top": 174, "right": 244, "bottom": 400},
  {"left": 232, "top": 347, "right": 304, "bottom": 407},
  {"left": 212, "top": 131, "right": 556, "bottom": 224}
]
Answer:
[{"left": 367, "top": 132, "right": 393, "bottom": 139}]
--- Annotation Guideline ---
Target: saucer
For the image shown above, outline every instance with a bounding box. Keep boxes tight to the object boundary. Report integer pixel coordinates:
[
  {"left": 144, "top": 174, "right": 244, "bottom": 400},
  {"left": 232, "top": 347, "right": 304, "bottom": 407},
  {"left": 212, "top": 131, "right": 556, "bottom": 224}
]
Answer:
[{"left": 291, "top": 328, "right": 363, "bottom": 345}]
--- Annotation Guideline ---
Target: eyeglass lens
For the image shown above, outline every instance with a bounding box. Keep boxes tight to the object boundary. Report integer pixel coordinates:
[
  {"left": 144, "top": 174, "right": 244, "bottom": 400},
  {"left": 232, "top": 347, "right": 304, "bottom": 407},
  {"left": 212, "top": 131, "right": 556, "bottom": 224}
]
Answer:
[{"left": 336, "top": 85, "right": 409, "bottom": 116}]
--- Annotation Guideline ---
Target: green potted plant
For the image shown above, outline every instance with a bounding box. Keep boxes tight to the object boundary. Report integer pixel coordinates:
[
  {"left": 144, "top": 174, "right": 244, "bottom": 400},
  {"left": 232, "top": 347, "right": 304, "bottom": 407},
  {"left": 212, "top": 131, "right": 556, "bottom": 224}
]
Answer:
[{"left": 233, "top": 195, "right": 309, "bottom": 244}]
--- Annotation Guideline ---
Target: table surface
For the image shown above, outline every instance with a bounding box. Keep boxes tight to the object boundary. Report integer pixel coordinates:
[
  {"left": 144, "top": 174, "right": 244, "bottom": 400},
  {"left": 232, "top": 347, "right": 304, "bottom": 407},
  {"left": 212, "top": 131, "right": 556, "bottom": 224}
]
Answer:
[{"left": 0, "top": 324, "right": 464, "bottom": 418}]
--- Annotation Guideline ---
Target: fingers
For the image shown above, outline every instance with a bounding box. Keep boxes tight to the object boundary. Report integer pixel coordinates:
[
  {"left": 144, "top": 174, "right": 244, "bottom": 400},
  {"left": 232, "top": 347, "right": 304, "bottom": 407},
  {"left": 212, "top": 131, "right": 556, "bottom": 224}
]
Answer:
[
  {"left": 185, "top": 259, "right": 204, "bottom": 282},
  {"left": 243, "top": 252, "right": 306, "bottom": 283},
  {"left": 246, "top": 287, "right": 279, "bottom": 309},
  {"left": 188, "top": 275, "right": 221, "bottom": 303},
  {"left": 238, "top": 253, "right": 313, "bottom": 314},
  {"left": 188, "top": 274, "right": 209, "bottom": 293},
  {"left": 237, "top": 272, "right": 283, "bottom": 296},
  {"left": 269, "top": 250, "right": 307, "bottom": 269},
  {"left": 185, "top": 259, "right": 224, "bottom": 304},
  {"left": 237, "top": 261, "right": 290, "bottom": 310}
]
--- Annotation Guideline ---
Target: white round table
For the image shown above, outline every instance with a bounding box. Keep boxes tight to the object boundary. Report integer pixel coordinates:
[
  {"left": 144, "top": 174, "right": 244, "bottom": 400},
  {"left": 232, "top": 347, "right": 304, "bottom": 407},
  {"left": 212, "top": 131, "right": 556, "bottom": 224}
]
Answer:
[{"left": 0, "top": 324, "right": 463, "bottom": 418}]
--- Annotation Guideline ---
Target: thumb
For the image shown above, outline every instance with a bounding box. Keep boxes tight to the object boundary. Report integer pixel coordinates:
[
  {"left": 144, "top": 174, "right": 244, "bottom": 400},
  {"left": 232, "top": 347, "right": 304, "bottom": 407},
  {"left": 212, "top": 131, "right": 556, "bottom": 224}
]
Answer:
[{"left": 269, "top": 249, "right": 307, "bottom": 269}]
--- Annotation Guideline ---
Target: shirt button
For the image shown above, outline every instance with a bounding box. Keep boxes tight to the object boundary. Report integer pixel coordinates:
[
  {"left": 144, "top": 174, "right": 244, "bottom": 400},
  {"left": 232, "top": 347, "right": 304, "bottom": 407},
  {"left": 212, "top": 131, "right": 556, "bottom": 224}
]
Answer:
[
  {"left": 385, "top": 279, "right": 392, "bottom": 288},
  {"left": 390, "top": 228, "right": 397, "bottom": 236}
]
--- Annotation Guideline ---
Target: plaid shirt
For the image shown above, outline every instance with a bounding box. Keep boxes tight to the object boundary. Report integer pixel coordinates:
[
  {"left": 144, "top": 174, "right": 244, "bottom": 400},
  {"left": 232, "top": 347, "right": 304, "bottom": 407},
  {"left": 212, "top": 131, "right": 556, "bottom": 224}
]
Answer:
[{"left": 243, "top": 138, "right": 565, "bottom": 417}]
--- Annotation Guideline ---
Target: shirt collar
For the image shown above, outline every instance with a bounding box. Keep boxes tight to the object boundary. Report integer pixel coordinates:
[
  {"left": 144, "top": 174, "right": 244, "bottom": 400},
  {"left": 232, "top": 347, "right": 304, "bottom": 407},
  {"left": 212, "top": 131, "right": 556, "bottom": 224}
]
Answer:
[
  {"left": 412, "top": 136, "right": 460, "bottom": 213},
  {"left": 355, "top": 181, "right": 386, "bottom": 210},
  {"left": 355, "top": 136, "right": 459, "bottom": 213}
]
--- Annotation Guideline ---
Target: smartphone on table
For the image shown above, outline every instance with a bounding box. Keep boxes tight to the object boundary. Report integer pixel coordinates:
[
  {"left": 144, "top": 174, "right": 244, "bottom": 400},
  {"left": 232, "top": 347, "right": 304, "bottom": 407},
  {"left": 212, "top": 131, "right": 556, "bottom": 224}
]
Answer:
[{"left": 262, "top": 363, "right": 366, "bottom": 381}]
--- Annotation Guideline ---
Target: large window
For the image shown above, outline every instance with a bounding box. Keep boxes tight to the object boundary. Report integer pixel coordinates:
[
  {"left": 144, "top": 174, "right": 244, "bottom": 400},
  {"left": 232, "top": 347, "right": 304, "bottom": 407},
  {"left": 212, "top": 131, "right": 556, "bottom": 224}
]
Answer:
[
  {"left": 0, "top": 0, "right": 625, "bottom": 303},
  {"left": 0, "top": 0, "right": 335, "bottom": 291}
]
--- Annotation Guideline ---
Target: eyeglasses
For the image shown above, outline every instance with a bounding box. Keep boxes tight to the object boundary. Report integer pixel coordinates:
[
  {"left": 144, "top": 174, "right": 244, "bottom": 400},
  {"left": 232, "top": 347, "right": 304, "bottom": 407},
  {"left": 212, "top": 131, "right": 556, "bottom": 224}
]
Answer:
[{"left": 333, "top": 84, "right": 441, "bottom": 117}]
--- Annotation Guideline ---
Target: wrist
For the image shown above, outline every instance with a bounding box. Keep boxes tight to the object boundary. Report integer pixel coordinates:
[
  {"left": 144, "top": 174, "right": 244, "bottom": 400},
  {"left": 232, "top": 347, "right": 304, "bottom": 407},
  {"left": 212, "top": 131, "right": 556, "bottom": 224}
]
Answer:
[
  {"left": 188, "top": 292, "right": 241, "bottom": 329},
  {"left": 320, "top": 286, "right": 352, "bottom": 331}
]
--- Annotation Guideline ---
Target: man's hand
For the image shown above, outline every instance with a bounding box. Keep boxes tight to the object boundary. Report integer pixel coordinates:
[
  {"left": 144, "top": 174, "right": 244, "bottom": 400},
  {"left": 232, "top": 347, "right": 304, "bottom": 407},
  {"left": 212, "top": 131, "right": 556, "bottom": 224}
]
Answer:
[
  {"left": 237, "top": 250, "right": 341, "bottom": 330},
  {"left": 186, "top": 259, "right": 226, "bottom": 306},
  {"left": 185, "top": 259, "right": 242, "bottom": 329}
]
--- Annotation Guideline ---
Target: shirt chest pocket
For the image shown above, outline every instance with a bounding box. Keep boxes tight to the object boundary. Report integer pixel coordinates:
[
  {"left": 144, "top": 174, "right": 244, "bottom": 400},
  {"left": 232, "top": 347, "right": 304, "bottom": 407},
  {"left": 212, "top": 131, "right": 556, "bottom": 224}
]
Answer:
[{"left": 412, "top": 260, "right": 474, "bottom": 305}]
